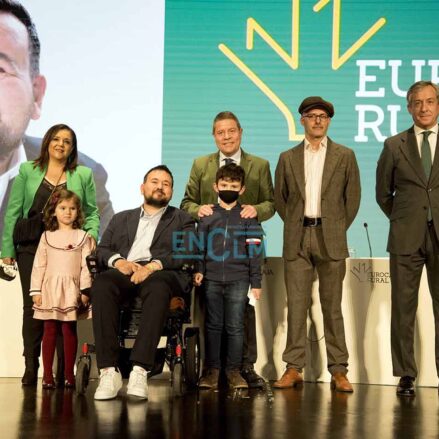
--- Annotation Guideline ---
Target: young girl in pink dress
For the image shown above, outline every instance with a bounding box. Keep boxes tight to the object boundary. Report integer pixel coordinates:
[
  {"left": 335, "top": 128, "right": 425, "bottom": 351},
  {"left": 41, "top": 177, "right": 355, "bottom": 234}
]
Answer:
[{"left": 30, "top": 189, "right": 94, "bottom": 389}]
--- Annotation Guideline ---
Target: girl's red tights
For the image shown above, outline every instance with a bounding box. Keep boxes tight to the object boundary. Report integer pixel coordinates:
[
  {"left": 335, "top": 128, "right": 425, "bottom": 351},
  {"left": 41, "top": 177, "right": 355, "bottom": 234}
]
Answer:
[{"left": 42, "top": 320, "right": 77, "bottom": 383}]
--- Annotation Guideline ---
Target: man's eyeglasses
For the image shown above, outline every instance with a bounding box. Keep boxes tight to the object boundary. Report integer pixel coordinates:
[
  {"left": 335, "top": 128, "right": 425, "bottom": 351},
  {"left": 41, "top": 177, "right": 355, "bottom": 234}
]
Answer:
[{"left": 302, "top": 114, "right": 330, "bottom": 121}]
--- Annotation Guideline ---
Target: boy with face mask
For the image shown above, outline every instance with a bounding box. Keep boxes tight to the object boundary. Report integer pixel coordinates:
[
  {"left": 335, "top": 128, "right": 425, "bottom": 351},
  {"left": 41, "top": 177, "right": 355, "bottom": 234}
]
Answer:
[{"left": 193, "top": 163, "right": 263, "bottom": 389}]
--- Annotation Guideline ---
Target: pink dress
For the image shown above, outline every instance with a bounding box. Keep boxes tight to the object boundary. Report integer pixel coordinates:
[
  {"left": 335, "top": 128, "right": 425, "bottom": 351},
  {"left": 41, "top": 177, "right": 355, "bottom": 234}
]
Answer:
[{"left": 31, "top": 229, "right": 93, "bottom": 321}]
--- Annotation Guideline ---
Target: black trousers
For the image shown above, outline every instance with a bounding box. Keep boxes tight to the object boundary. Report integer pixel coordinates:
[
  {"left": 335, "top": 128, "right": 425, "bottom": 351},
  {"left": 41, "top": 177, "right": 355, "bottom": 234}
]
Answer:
[
  {"left": 17, "top": 251, "right": 44, "bottom": 359},
  {"left": 390, "top": 223, "right": 439, "bottom": 378},
  {"left": 91, "top": 269, "right": 183, "bottom": 370},
  {"left": 17, "top": 251, "right": 64, "bottom": 375}
]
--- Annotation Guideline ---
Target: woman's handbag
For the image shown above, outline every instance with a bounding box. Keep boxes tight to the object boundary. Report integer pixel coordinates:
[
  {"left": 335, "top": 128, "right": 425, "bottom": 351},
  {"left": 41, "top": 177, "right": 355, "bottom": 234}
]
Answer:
[
  {"left": 12, "top": 171, "right": 64, "bottom": 246},
  {"left": 12, "top": 213, "right": 45, "bottom": 245}
]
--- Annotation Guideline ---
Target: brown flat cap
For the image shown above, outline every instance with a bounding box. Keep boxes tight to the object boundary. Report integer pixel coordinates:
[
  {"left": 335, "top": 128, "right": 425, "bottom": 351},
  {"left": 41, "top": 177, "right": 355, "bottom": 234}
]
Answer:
[{"left": 298, "top": 96, "right": 334, "bottom": 118}]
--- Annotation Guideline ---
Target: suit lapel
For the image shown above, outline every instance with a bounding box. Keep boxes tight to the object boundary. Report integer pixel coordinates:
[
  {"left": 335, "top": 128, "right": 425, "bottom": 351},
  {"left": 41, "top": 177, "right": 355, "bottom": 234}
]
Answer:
[
  {"left": 127, "top": 208, "right": 141, "bottom": 249},
  {"left": 0, "top": 179, "right": 13, "bottom": 233},
  {"left": 27, "top": 166, "right": 46, "bottom": 209},
  {"left": 399, "top": 128, "right": 427, "bottom": 186},
  {"left": 288, "top": 143, "right": 305, "bottom": 200},
  {"left": 321, "top": 139, "right": 341, "bottom": 194},
  {"left": 151, "top": 206, "right": 174, "bottom": 248},
  {"left": 240, "top": 149, "right": 253, "bottom": 179},
  {"left": 429, "top": 132, "right": 439, "bottom": 185},
  {"left": 206, "top": 154, "right": 219, "bottom": 204}
]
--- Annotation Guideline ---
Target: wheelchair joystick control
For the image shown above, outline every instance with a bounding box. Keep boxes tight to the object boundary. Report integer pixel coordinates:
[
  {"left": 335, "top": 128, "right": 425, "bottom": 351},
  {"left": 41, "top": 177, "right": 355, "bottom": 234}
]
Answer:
[{"left": 86, "top": 253, "right": 99, "bottom": 278}]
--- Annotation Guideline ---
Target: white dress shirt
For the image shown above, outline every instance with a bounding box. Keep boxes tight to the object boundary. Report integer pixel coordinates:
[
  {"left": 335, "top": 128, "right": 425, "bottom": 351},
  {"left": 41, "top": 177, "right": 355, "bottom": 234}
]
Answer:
[
  {"left": 219, "top": 149, "right": 242, "bottom": 167},
  {"left": 218, "top": 149, "right": 242, "bottom": 204},
  {"left": 108, "top": 205, "right": 166, "bottom": 267},
  {"left": 414, "top": 123, "right": 438, "bottom": 163},
  {"left": 304, "top": 137, "right": 328, "bottom": 218}
]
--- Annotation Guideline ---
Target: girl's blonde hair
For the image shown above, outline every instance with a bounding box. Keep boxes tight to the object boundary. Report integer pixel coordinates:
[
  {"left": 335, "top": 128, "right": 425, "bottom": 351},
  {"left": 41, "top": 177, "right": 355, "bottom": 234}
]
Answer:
[{"left": 43, "top": 189, "right": 84, "bottom": 231}]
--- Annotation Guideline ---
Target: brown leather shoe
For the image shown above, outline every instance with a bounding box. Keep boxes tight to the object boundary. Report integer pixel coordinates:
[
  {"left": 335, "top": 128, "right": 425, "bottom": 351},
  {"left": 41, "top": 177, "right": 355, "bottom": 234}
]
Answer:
[
  {"left": 198, "top": 368, "right": 219, "bottom": 390},
  {"left": 226, "top": 370, "right": 248, "bottom": 389},
  {"left": 273, "top": 368, "right": 303, "bottom": 388},
  {"left": 331, "top": 372, "right": 353, "bottom": 393}
]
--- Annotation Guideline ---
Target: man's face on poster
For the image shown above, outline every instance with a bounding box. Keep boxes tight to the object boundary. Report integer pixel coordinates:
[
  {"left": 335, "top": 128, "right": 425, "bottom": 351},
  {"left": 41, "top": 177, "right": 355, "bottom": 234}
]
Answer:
[{"left": 0, "top": 12, "right": 45, "bottom": 161}]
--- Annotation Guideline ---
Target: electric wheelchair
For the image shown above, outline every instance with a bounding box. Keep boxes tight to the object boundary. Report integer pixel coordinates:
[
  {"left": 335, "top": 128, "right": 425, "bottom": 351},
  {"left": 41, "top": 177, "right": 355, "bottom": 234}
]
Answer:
[{"left": 75, "top": 256, "right": 201, "bottom": 397}]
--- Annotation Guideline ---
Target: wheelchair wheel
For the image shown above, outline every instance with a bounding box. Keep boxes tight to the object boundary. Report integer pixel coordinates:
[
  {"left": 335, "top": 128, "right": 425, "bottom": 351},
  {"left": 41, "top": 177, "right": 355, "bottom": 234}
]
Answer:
[
  {"left": 76, "top": 358, "right": 90, "bottom": 395},
  {"left": 184, "top": 328, "right": 200, "bottom": 388},
  {"left": 172, "top": 362, "right": 184, "bottom": 397}
]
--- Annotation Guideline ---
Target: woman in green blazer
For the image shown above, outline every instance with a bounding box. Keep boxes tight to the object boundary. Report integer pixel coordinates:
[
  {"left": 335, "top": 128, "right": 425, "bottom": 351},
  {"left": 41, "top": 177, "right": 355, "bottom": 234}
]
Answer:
[{"left": 0, "top": 123, "right": 99, "bottom": 386}]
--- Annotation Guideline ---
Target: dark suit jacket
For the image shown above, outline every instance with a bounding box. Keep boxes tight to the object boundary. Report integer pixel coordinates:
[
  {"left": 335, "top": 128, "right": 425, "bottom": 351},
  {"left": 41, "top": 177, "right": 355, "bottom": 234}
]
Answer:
[
  {"left": 180, "top": 149, "right": 275, "bottom": 222},
  {"left": 275, "top": 138, "right": 361, "bottom": 260},
  {"left": 97, "top": 205, "right": 196, "bottom": 293},
  {"left": 24, "top": 136, "right": 114, "bottom": 233},
  {"left": 376, "top": 126, "right": 439, "bottom": 254}
]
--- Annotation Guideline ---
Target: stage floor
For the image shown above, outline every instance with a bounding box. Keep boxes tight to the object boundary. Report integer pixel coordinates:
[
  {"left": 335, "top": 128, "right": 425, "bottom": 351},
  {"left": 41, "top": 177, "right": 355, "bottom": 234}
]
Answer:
[{"left": 1, "top": 378, "right": 438, "bottom": 438}]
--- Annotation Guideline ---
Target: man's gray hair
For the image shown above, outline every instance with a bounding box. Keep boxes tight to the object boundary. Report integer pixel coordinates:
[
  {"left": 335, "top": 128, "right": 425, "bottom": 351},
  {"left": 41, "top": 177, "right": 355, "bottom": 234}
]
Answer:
[{"left": 407, "top": 80, "right": 439, "bottom": 104}]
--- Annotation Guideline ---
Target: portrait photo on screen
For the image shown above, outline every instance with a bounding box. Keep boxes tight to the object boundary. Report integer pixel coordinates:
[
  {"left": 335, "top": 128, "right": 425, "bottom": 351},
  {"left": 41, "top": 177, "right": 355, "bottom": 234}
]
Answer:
[{"left": 0, "top": 0, "right": 165, "bottom": 242}]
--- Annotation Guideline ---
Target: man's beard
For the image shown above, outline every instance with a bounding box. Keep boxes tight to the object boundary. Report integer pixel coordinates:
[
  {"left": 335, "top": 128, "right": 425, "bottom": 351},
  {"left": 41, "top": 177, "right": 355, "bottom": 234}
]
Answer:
[
  {"left": 0, "top": 127, "right": 21, "bottom": 161},
  {"left": 0, "top": 125, "right": 22, "bottom": 175},
  {"left": 144, "top": 193, "right": 169, "bottom": 208}
]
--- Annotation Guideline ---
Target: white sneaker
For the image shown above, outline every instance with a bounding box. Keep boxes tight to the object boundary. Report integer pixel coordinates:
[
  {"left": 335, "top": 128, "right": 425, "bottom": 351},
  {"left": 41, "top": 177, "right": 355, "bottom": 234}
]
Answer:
[
  {"left": 127, "top": 366, "right": 148, "bottom": 399},
  {"left": 94, "top": 367, "right": 123, "bottom": 400}
]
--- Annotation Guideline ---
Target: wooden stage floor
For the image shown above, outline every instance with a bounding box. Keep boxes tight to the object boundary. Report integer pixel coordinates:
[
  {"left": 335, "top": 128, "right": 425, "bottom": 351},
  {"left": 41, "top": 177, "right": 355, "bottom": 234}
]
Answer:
[{"left": 1, "top": 378, "right": 438, "bottom": 438}]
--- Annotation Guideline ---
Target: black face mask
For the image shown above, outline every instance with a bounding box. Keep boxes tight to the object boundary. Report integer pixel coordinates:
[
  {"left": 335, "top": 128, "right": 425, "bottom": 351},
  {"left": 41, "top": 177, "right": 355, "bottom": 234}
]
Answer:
[{"left": 218, "top": 190, "right": 240, "bottom": 204}]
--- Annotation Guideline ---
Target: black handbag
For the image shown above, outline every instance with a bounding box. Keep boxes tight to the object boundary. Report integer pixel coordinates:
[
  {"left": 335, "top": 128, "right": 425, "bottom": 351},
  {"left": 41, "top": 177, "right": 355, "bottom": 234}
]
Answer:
[
  {"left": 12, "top": 212, "right": 45, "bottom": 245},
  {"left": 12, "top": 171, "right": 63, "bottom": 246}
]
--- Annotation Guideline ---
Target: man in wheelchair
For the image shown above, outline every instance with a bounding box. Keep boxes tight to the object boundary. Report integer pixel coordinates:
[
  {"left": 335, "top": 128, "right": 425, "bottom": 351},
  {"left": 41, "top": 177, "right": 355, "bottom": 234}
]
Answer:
[{"left": 91, "top": 165, "right": 195, "bottom": 400}]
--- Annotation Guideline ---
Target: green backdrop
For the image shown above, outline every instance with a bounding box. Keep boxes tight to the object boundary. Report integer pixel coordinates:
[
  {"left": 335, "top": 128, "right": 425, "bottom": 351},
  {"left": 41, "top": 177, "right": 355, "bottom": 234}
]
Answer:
[{"left": 162, "top": 0, "right": 439, "bottom": 256}]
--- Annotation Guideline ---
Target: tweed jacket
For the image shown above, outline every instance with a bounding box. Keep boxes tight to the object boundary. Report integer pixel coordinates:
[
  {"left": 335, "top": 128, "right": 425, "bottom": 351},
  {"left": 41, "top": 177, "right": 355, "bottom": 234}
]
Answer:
[{"left": 274, "top": 138, "right": 361, "bottom": 260}]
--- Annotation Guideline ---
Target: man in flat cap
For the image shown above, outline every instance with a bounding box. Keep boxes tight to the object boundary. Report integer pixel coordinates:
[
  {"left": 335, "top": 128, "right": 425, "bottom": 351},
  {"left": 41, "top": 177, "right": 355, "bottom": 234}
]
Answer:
[{"left": 274, "top": 96, "right": 361, "bottom": 392}]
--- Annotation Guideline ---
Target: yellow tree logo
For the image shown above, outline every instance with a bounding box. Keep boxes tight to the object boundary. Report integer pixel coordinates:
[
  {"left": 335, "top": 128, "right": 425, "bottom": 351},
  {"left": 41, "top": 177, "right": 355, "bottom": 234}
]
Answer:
[{"left": 219, "top": 0, "right": 386, "bottom": 140}]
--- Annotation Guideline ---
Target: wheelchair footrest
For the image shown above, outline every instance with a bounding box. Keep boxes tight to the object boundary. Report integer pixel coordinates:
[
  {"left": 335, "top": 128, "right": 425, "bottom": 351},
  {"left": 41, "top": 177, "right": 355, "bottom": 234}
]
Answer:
[{"left": 148, "top": 348, "right": 166, "bottom": 378}]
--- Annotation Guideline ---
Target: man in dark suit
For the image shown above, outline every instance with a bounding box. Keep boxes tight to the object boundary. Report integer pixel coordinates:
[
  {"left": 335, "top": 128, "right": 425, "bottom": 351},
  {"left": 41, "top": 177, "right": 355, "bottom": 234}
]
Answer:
[
  {"left": 91, "top": 165, "right": 195, "bottom": 400},
  {"left": 274, "top": 96, "right": 361, "bottom": 392},
  {"left": 0, "top": 1, "right": 113, "bottom": 238},
  {"left": 180, "top": 111, "right": 275, "bottom": 388},
  {"left": 376, "top": 80, "right": 439, "bottom": 397}
]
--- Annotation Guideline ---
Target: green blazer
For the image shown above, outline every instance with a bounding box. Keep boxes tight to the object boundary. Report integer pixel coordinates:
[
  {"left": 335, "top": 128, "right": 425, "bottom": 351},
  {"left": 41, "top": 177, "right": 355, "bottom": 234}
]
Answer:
[
  {"left": 180, "top": 149, "right": 275, "bottom": 222},
  {"left": 1, "top": 161, "right": 100, "bottom": 258}
]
